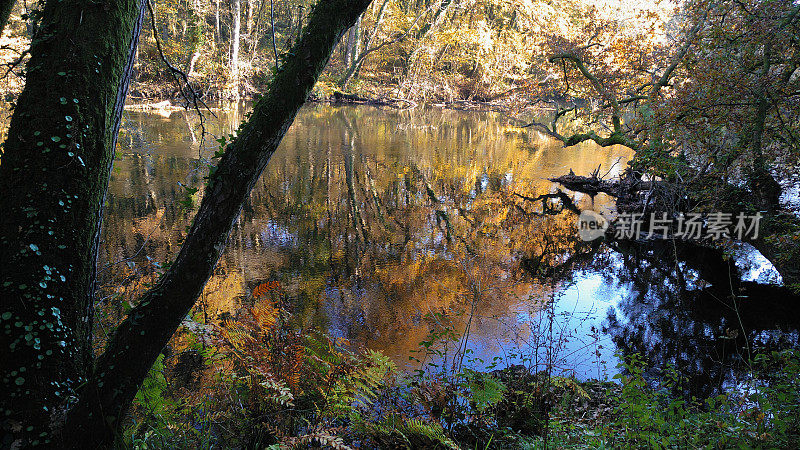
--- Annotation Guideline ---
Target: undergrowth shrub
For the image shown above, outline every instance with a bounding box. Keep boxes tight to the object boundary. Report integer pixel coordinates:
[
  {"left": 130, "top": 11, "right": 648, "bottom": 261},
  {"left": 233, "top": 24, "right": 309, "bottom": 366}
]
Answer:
[{"left": 121, "top": 282, "right": 800, "bottom": 449}]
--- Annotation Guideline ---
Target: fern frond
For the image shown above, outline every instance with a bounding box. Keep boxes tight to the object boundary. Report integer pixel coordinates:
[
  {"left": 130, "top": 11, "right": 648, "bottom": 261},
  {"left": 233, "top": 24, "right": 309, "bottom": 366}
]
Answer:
[
  {"left": 258, "top": 375, "right": 296, "bottom": 407},
  {"left": 551, "top": 376, "right": 590, "bottom": 399},
  {"left": 323, "top": 350, "right": 397, "bottom": 415},
  {"left": 252, "top": 280, "right": 281, "bottom": 299},
  {"left": 362, "top": 415, "right": 460, "bottom": 450},
  {"left": 282, "top": 425, "right": 352, "bottom": 450},
  {"left": 465, "top": 370, "right": 507, "bottom": 411},
  {"left": 252, "top": 300, "right": 280, "bottom": 333}
]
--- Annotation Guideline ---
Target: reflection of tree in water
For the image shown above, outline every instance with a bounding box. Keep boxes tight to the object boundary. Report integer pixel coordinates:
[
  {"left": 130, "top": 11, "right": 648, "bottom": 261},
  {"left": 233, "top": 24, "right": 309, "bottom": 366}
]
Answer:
[
  {"left": 241, "top": 109, "right": 549, "bottom": 357},
  {"left": 96, "top": 104, "right": 800, "bottom": 393},
  {"left": 99, "top": 105, "right": 629, "bottom": 365},
  {"left": 508, "top": 194, "right": 800, "bottom": 397},
  {"left": 602, "top": 239, "right": 800, "bottom": 398}
]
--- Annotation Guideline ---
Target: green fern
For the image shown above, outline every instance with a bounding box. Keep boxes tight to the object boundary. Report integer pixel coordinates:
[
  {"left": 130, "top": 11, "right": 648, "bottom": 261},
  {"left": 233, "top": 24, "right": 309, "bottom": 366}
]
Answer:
[
  {"left": 362, "top": 414, "right": 461, "bottom": 449},
  {"left": 464, "top": 370, "right": 507, "bottom": 412},
  {"left": 324, "top": 349, "right": 397, "bottom": 415},
  {"left": 134, "top": 354, "right": 175, "bottom": 418},
  {"left": 551, "top": 376, "right": 589, "bottom": 399}
]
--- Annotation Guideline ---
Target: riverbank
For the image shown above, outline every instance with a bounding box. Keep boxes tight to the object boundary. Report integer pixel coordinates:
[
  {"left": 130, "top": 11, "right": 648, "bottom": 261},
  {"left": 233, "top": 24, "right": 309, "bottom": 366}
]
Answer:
[
  {"left": 121, "top": 83, "right": 547, "bottom": 129},
  {"left": 123, "top": 300, "right": 800, "bottom": 448}
]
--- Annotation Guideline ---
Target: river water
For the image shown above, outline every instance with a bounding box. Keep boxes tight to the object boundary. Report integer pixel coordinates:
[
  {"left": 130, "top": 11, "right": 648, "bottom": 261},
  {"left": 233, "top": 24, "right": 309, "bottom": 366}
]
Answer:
[{"left": 100, "top": 102, "right": 799, "bottom": 396}]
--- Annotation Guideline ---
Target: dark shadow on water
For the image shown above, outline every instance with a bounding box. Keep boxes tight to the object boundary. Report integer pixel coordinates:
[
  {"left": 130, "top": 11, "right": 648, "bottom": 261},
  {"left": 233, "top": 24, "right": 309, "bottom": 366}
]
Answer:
[{"left": 523, "top": 233, "right": 800, "bottom": 398}]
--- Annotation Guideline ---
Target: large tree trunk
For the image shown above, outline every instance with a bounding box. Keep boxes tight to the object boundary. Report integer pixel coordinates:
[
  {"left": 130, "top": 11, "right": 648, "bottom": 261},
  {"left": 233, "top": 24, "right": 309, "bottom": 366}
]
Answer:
[
  {"left": 62, "top": 0, "right": 372, "bottom": 446},
  {"left": 0, "top": 0, "right": 146, "bottom": 446},
  {"left": 747, "top": 43, "right": 782, "bottom": 212},
  {"left": 344, "top": 15, "right": 361, "bottom": 66},
  {"left": 245, "top": 0, "right": 254, "bottom": 35}
]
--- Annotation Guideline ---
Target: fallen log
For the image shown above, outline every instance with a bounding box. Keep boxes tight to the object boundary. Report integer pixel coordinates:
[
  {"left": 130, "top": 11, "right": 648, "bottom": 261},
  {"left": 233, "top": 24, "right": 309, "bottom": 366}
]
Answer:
[
  {"left": 124, "top": 99, "right": 188, "bottom": 112},
  {"left": 550, "top": 169, "right": 800, "bottom": 287},
  {"left": 548, "top": 172, "right": 619, "bottom": 196},
  {"left": 332, "top": 90, "right": 381, "bottom": 104},
  {"left": 547, "top": 172, "right": 663, "bottom": 196},
  {"left": 549, "top": 171, "right": 678, "bottom": 213},
  {"left": 329, "top": 91, "right": 417, "bottom": 109}
]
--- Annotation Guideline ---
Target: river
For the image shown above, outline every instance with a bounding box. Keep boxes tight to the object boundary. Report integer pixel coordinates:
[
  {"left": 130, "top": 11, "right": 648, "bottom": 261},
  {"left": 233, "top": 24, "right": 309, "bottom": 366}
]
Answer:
[{"left": 100, "top": 102, "right": 799, "bottom": 397}]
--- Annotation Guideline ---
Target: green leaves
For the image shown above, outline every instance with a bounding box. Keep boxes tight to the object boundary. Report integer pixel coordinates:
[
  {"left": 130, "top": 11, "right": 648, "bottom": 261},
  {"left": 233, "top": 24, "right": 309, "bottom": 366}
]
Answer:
[
  {"left": 463, "top": 369, "right": 506, "bottom": 412},
  {"left": 177, "top": 182, "right": 199, "bottom": 209}
]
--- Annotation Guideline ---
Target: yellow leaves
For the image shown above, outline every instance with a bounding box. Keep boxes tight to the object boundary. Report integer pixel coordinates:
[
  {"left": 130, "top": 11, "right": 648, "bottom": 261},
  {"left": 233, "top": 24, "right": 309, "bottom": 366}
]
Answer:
[{"left": 541, "top": 0, "right": 671, "bottom": 103}]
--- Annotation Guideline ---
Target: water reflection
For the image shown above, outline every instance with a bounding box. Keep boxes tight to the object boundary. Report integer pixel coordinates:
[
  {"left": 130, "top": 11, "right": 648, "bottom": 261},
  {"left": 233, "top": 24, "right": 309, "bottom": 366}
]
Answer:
[
  {"left": 102, "top": 103, "right": 626, "bottom": 373},
  {"left": 600, "top": 240, "right": 800, "bottom": 397},
  {"left": 100, "top": 102, "right": 800, "bottom": 394}
]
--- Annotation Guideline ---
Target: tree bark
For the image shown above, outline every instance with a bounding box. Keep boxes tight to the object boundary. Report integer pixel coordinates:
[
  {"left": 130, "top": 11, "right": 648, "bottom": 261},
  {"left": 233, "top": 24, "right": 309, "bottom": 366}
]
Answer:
[
  {"left": 295, "top": 5, "right": 304, "bottom": 46},
  {"left": 245, "top": 0, "right": 254, "bottom": 35},
  {"left": 0, "top": 0, "right": 146, "bottom": 446},
  {"left": 62, "top": 0, "right": 372, "bottom": 446},
  {"left": 186, "top": 51, "right": 201, "bottom": 77},
  {"left": 341, "top": 0, "right": 389, "bottom": 87},
  {"left": 344, "top": 14, "right": 361, "bottom": 66},
  {"left": 230, "top": 0, "right": 241, "bottom": 98},
  {"left": 270, "top": 0, "right": 278, "bottom": 71},
  {"left": 747, "top": 42, "right": 781, "bottom": 212},
  {"left": 215, "top": 0, "right": 221, "bottom": 43}
]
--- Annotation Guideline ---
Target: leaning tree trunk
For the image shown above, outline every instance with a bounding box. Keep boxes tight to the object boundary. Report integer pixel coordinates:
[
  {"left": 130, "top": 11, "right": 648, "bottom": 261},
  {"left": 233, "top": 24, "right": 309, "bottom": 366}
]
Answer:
[
  {"left": 62, "top": 0, "right": 373, "bottom": 446},
  {"left": 0, "top": 0, "right": 146, "bottom": 446}
]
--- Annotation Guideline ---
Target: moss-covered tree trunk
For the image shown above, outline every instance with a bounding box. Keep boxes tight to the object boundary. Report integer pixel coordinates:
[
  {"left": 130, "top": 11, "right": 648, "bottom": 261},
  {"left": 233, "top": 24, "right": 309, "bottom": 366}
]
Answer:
[{"left": 0, "top": 0, "right": 145, "bottom": 446}]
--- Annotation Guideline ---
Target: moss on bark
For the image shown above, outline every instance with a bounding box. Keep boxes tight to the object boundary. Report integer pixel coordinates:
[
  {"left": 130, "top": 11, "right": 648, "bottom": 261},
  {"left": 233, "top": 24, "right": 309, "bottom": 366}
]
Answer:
[{"left": 0, "top": 0, "right": 145, "bottom": 445}]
